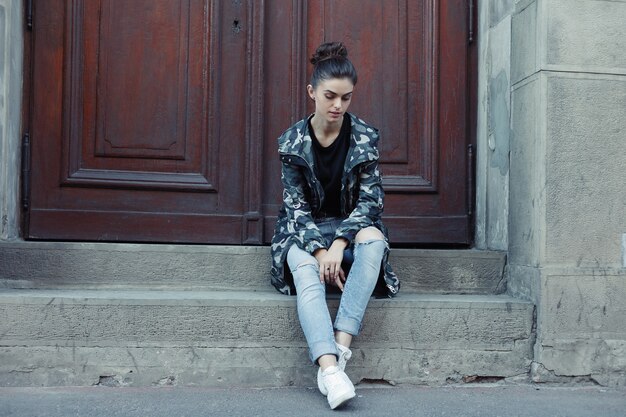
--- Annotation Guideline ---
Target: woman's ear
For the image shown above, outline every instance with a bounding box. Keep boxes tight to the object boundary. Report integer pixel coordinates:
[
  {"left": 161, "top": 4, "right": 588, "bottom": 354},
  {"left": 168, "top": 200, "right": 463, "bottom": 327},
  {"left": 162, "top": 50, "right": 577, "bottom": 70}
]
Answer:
[{"left": 307, "top": 84, "right": 315, "bottom": 100}]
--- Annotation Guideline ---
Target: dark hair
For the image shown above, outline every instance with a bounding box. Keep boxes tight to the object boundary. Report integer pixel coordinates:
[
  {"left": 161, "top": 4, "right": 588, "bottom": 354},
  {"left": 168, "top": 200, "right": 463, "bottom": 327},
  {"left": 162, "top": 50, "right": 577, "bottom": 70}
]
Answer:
[{"left": 310, "top": 42, "right": 358, "bottom": 88}]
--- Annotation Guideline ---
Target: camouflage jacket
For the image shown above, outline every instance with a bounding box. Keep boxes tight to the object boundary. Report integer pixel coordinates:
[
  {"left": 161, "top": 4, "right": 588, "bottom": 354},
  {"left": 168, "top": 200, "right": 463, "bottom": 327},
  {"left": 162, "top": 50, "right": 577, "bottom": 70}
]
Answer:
[{"left": 270, "top": 113, "right": 400, "bottom": 297}]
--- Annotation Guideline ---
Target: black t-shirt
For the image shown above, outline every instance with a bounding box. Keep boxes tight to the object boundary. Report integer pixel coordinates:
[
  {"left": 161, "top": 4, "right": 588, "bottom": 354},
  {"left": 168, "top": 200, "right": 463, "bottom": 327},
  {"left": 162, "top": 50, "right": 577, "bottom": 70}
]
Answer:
[{"left": 309, "top": 115, "right": 351, "bottom": 218}]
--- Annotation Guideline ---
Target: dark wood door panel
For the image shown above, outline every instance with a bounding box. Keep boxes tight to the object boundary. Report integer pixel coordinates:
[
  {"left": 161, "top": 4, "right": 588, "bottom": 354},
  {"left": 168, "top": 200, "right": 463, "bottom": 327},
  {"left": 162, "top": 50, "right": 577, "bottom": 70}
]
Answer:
[
  {"left": 65, "top": 0, "right": 215, "bottom": 191},
  {"left": 28, "top": 211, "right": 243, "bottom": 244},
  {"left": 93, "top": 1, "right": 191, "bottom": 159},
  {"left": 28, "top": 0, "right": 252, "bottom": 243},
  {"left": 262, "top": 0, "right": 471, "bottom": 245}
]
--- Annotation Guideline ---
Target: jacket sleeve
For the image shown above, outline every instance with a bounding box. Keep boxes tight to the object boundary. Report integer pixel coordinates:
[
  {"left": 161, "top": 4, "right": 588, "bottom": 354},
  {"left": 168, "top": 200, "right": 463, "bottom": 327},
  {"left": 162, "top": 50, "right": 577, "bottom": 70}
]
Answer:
[
  {"left": 280, "top": 157, "right": 327, "bottom": 254},
  {"left": 334, "top": 159, "right": 385, "bottom": 243}
]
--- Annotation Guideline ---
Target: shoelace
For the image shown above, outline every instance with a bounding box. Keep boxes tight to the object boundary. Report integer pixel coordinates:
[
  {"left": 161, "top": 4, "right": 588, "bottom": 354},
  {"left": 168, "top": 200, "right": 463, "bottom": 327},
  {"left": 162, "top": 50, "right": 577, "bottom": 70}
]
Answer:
[{"left": 337, "top": 345, "right": 352, "bottom": 369}]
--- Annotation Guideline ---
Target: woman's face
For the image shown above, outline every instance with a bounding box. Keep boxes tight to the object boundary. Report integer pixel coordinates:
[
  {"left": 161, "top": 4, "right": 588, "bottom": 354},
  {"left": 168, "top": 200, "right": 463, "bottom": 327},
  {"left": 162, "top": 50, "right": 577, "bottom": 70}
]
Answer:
[{"left": 308, "top": 78, "right": 354, "bottom": 125}]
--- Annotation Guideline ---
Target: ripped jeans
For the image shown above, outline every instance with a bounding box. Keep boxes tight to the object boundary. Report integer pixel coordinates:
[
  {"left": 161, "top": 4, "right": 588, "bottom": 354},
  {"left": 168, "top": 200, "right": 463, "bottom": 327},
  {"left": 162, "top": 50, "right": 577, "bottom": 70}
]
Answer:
[{"left": 286, "top": 218, "right": 386, "bottom": 363}]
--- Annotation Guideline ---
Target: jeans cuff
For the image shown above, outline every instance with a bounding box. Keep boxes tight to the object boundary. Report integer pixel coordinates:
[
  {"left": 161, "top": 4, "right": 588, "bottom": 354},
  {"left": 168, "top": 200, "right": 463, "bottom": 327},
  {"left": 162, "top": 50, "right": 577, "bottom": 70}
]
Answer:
[
  {"left": 334, "top": 316, "right": 362, "bottom": 337},
  {"left": 309, "top": 341, "right": 339, "bottom": 364}
]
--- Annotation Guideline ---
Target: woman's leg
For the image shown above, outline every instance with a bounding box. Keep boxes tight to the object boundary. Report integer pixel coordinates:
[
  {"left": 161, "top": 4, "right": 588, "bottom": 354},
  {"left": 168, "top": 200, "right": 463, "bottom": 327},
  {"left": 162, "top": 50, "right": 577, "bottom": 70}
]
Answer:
[
  {"left": 334, "top": 227, "right": 386, "bottom": 348},
  {"left": 286, "top": 244, "right": 339, "bottom": 367}
]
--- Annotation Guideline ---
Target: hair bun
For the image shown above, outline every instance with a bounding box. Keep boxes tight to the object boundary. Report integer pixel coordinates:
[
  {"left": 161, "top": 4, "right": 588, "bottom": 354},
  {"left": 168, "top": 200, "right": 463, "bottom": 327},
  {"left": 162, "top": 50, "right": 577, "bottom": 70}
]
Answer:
[{"left": 310, "top": 42, "right": 348, "bottom": 66}]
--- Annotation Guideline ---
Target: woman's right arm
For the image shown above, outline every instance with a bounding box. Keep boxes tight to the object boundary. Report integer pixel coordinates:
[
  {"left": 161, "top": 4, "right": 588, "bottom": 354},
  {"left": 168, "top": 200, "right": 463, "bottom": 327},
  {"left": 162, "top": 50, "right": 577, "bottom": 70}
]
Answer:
[{"left": 280, "top": 158, "right": 326, "bottom": 254}]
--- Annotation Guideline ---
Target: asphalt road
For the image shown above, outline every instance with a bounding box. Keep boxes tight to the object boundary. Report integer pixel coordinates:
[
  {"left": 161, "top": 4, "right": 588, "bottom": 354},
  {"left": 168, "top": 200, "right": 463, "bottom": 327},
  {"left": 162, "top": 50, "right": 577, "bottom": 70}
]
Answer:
[{"left": 0, "top": 384, "right": 624, "bottom": 417}]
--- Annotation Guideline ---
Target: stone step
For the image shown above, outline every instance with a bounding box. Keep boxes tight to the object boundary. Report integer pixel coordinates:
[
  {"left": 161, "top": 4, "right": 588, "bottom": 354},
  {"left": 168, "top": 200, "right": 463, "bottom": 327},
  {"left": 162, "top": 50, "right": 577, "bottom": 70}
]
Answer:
[
  {"left": 0, "top": 289, "right": 534, "bottom": 387},
  {"left": 0, "top": 242, "right": 506, "bottom": 294}
]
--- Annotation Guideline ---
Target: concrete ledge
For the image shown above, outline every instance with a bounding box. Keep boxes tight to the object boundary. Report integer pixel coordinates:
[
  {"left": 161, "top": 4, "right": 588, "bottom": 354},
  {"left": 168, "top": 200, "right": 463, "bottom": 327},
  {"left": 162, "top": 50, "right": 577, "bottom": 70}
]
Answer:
[
  {"left": 0, "top": 345, "right": 533, "bottom": 388},
  {"left": 0, "top": 289, "right": 534, "bottom": 387},
  {"left": 0, "top": 242, "right": 506, "bottom": 294},
  {"left": 0, "top": 290, "right": 532, "bottom": 348}
]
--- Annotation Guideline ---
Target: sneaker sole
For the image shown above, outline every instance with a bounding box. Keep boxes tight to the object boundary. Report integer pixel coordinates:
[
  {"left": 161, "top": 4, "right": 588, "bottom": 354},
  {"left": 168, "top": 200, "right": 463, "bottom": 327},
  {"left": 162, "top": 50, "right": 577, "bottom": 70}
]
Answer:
[{"left": 329, "top": 390, "right": 356, "bottom": 410}]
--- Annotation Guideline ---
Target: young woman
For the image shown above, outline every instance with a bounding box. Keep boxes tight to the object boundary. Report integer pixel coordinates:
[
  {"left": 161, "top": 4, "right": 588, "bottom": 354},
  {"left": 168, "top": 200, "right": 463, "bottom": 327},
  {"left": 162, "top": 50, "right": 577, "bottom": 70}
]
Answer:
[{"left": 270, "top": 42, "right": 400, "bottom": 410}]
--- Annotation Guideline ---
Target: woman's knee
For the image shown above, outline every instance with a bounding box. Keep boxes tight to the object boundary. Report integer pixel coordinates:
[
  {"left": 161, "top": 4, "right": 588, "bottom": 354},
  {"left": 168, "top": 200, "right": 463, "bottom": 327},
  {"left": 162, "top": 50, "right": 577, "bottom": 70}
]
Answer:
[
  {"left": 355, "top": 226, "right": 385, "bottom": 244},
  {"left": 293, "top": 263, "right": 325, "bottom": 300},
  {"left": 287, "top": 244, "right": 319, "bottom": 271}
]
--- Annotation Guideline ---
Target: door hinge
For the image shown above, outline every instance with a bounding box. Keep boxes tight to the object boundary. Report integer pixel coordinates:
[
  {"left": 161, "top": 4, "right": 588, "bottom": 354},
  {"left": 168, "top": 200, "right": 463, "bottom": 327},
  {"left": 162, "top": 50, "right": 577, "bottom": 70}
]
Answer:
[
  {"left": 25, "top": 0, "right": 33, "bottom": 31},
  {"left": 467, "top": 144, "right": 475, "bottom": 216},
  {"left": 21, "top": 133, "right": 31, "bottom": 211},
  {"left": 468, "top": 0, "right": 474, "bottom": 44}
]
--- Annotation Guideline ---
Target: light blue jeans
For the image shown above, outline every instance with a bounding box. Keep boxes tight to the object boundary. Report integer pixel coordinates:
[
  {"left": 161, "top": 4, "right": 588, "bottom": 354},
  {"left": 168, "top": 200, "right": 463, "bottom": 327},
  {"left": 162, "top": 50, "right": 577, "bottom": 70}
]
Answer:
[{"left": 286, "top": 218, "right": 385, "bottom": 363}]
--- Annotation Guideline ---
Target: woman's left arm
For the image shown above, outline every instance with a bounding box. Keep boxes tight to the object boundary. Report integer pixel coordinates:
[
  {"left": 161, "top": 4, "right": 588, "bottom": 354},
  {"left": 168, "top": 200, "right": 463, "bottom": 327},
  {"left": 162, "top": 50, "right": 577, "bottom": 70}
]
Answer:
[{"left": 334, "top": 159, "right": 384, "bottom": 243}]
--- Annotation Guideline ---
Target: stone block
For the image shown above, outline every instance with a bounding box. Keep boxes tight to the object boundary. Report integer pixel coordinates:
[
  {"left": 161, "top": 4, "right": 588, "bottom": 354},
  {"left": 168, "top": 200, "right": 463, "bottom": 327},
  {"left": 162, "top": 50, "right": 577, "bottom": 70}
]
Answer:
[
  {"left": 547, "top": 0, "right": 626, "bottom": 73},
  {"left": 0, "top": 5, "right": 5, "bottom": 81},
  {"left": 531, "top": 268, "right": 626, "bottom": 387},
  {"left": 490, "top": 0, "right": 516, "bottom": 27},
  {"left": 509, "top": 74, "right": 545, "bottom": 268},
  {"left": 507, "top": 264, "right": 541, "bottom": 304},
  {"left": 623, "top": 234, "right": 626, "bottom": 268},
  {"left": 0, "top": 0, "right": 23, "bottom": 241},
  {"left": 512, "top": 0, "right": 538, "bottom": 84},
  {"left": 484, "top": 16, "right": 512, "bottom": 251},
  {"left": 0, "top": 243, "right": 273, "bottom": 291},
  {"left": 535, "top": 339, "right": 626, "bottom": 387},
  {"left": 545, "top": 74, "right": 626, "bottom": 266},
  {"left": 541, "top": 271, "right": 626, "bottom": 340},
  {"left": 0, "top": 1, "right": 8, "bottom": 239},
  {"left": 390, "top": 249, "right": 507, "bottom": 294}
]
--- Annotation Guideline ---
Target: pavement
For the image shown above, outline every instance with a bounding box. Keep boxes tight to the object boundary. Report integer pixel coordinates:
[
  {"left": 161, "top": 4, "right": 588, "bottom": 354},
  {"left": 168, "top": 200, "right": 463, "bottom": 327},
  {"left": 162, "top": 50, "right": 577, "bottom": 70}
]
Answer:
[{"left": 0, "top": 384, "right": 624, "bottom": 417}]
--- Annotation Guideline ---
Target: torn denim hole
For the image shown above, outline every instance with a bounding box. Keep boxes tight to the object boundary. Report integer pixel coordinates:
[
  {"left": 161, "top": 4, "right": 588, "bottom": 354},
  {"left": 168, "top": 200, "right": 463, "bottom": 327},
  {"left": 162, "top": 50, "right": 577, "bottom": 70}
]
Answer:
[{"left": 354, "top": 238, "right": 386, "bottom": 247}]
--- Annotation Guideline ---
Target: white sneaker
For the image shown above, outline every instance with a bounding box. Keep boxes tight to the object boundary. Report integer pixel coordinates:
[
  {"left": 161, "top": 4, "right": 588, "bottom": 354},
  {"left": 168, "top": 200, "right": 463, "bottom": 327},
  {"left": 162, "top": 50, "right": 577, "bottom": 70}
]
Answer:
[
  {"left": 317, "top": 343, "right": 352, "bottom": 396},
  {"left": 320, "top": 366, "right": 356, "bottom": 409}
]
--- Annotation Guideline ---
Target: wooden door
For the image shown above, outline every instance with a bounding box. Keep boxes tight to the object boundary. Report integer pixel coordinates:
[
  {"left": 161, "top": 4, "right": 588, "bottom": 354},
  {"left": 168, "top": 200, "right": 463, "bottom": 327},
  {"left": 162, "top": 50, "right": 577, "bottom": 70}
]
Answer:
[
  {"left": 262, "top": 0, "right": 473, "bottom": 245},
  {"left": 26, "top": 0, "right": 473, "bottom": 245},
  {"left": 26, "top": 0, "right": 264, "bottom": 243}
]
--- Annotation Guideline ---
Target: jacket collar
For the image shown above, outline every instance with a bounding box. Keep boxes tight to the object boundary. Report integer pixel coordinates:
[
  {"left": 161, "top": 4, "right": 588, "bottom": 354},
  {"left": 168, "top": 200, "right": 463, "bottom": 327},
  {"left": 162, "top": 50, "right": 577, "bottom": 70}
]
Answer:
[{"left": 278, "top": 113, "right": 380, "bottom": 172}]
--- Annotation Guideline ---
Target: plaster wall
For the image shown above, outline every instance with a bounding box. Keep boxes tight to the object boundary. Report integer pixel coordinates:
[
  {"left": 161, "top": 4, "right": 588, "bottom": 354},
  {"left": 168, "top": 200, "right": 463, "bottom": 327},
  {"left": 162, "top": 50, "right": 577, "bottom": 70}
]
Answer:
[
  {"left": 508, "top": 0, "right": 626, "bottom": 385},
  {"left": 0, "top": 0, "right": 23, "bottom": 241},
  {"left": 475, "top": 0, "right": 516, "bottom": 251}
]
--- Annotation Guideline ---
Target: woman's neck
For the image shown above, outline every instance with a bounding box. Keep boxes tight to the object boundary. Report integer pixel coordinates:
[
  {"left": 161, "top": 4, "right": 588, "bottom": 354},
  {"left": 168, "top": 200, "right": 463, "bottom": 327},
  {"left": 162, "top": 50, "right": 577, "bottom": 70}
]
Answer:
[{"left": 310, "top": 114, "right": 343, "bottom": 146}]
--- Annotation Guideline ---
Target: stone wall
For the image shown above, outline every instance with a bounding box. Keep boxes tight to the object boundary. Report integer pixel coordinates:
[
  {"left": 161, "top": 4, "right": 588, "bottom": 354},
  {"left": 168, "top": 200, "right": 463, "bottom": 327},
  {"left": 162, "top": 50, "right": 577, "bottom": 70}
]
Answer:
[
  {"left": 508, "top": 0, "right": 626, "bottom": 386},
  {"left": 0, "top": 0, "right": 23, "bottom": 241}
]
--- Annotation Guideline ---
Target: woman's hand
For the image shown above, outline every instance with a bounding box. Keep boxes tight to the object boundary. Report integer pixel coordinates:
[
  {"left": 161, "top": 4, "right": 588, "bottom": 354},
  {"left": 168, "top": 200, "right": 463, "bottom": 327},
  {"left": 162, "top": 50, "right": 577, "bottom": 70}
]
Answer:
[{"left": 314, "top": 238, "right": 349, "bottom": 290}]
